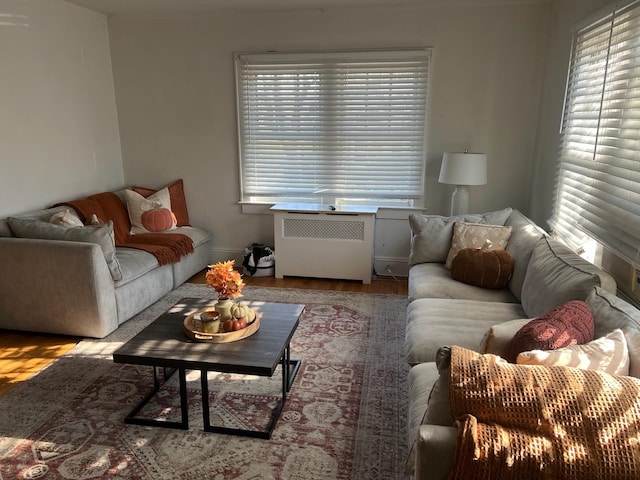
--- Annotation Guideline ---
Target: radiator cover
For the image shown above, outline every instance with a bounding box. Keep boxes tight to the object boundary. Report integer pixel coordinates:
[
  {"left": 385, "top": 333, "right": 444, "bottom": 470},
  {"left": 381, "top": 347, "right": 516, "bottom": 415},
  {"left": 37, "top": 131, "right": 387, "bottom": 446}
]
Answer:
[{"left": 271, "top": 205, "right": 377, "bottom": 284}]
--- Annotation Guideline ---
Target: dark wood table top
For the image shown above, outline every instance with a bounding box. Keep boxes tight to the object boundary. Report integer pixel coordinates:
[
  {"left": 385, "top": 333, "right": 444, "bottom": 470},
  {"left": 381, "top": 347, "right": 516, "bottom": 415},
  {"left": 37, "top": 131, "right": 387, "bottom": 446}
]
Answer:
[{"left": 113, "top": 298, "right": 304, "bottom": 376}]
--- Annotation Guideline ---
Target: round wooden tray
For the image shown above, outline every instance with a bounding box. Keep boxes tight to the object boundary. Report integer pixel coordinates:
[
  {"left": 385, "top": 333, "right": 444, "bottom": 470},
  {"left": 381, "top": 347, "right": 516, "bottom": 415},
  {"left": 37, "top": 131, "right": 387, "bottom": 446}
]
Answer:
[{"left": 184, "top": 307, "right": 260, "bottom": 343}]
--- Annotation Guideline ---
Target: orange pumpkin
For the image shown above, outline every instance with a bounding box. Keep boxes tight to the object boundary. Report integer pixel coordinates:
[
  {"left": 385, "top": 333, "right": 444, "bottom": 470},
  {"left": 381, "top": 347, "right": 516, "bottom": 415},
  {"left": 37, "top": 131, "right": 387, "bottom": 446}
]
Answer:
[{"left": 141, "top": 207, "right": 174, "bottom": 232}]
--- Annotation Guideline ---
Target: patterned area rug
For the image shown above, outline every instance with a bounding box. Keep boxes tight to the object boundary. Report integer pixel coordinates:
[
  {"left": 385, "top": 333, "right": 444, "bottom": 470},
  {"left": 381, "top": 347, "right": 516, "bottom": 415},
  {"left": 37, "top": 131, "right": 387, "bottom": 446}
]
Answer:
[{"left": 0, "top": 285, "right": 410, "bottom": 480}]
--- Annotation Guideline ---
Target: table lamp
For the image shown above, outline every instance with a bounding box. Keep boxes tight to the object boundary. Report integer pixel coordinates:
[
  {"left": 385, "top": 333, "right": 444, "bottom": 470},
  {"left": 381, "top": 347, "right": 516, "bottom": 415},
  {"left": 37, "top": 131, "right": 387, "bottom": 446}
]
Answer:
[{"left": 438, "top": 151, "right": 487, "bottom": 216}]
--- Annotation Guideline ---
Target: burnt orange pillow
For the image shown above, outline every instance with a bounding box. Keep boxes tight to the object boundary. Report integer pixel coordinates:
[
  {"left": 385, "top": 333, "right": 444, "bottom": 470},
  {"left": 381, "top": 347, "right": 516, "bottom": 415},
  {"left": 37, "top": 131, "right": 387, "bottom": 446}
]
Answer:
[
  {"left": 132, "top": 179, "right": 190, "bottom": 226},
  {"left": 506, "top": 300, "right": 594, "bottom": 363},
  {"left": 451, "top": 248, "right": 514, "bottom": 289}
]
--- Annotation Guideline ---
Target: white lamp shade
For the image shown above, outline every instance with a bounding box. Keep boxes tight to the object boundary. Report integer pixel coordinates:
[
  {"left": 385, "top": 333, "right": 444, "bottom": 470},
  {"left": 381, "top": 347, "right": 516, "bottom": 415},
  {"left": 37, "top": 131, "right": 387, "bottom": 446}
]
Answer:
[{"left": 438, "top": 152, "right": 487, "bottom": 186}]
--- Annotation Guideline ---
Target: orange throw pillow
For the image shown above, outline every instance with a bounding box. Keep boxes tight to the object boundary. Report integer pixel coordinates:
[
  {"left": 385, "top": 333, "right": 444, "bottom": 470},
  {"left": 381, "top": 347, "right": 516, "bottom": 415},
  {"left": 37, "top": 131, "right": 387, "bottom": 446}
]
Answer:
[
  {"left": 132, "top": 179, "right": 190, "bottom": 227},
  {"left": 451, "top": 248, "right": 514, "bottom": 290},
  {"left": 506, "top": 300, "right": 594, "bottom": 363}
]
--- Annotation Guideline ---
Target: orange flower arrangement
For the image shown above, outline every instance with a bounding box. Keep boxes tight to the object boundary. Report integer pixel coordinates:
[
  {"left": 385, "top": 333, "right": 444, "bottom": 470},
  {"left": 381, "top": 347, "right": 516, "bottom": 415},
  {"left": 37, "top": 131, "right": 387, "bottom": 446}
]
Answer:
[{"left": 205, "top": 260, "right": 245, "bottom": 299}]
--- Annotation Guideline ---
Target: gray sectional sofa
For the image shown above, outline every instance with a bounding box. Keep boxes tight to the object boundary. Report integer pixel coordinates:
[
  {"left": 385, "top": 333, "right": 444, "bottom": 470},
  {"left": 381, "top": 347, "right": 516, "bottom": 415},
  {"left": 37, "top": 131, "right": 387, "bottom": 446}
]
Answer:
[
  {"left": 0, "top": 189, "right": 212, "bottom": 338},
  {"left": 404, "top": 208, "right": 640, "bottom": 479}
]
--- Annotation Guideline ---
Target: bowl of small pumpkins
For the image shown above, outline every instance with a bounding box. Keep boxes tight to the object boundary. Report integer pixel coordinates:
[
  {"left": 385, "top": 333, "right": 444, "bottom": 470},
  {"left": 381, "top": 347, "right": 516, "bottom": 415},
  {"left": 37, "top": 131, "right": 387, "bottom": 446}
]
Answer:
[{"left": 184, "top": 302, "right": 260, "bottom": 343}]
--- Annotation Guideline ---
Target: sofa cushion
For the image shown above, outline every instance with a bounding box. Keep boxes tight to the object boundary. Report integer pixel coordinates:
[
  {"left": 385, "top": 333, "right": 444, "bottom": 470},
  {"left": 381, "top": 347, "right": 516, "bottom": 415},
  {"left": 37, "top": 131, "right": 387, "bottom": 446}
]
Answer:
[
  {"left": 520, "top": 236, "right": 616, "bottom": 318},
  {"left": 478, "top": 318, "right": 532, "bottom": 356},
  {"left": 451, "top": 248, "right": 514, "bottom": 289},
  {"left": 587, "top": 286, "right": 640, "bottom": 377},
  {"left": 516, "top": 328, "right": 629, "bottom": 376},
  {"left": 170, "top": 226, "right": 212, "bottom": 248},
  {"left": 114, "top": 247, "right": 160, "bottom": 286},
  {"left": 405, "top": 297, "right": 526, "bottom": 365},
  {"left": 406, "top": 361, "right": 440, "bottom": 475},
  {"left": 504, "top": 210, "right": 547, "bottom": 301},
  {"left": 132, "top": 179, "right": 191, "bottom": 227},
  {"left": 506, "top": 300, "right": 594, "bottom": 363},
  {"left": 408, "top": 263, "right": 519, "bottom": 303},
  {"left": 445, "top": 222, "right": 512, "bottom": 269},
  {"left": 409, "top": 208, "right": 512, "bottom": 265},
  {"left": 424, "top": 347, "right": 455, "bottom": 427},
  {"left": 7, "top": 217, "right": 122, "bottom": 281}
]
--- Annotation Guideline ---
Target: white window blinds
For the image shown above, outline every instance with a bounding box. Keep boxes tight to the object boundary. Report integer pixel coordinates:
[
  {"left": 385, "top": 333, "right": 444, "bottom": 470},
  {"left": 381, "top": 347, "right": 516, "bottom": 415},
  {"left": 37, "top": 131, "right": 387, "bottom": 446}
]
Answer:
[
  {"left": 552, "top": 0, "right": 640, "bottom": 266},
  {"left": 235, "top": 49, "right": 430, "bottom": 205}
]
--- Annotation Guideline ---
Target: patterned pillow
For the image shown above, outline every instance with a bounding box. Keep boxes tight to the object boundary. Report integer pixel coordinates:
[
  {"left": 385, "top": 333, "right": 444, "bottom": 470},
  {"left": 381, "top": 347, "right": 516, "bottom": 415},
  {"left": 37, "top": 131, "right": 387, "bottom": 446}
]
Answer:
[
  {"left": 506, "top": 300, "right": 594, "bottom": 363},
  {"left": 125, "top": 187, "right": 177, "bottom": 234},
  {"left": 408, "top": 208, "right": 513, "bottom": 265},
  {"left": 49, "top": 209, "right": 84, "bottom": 227},
  {"left": 445, "top": 222, "right": 513, "bottom": 269},
  {"left": 132, "top": 179, "right": 190, "bottom": 227},
  {"left": 517, "top": 329, "right": 629, "bottom": 376}
]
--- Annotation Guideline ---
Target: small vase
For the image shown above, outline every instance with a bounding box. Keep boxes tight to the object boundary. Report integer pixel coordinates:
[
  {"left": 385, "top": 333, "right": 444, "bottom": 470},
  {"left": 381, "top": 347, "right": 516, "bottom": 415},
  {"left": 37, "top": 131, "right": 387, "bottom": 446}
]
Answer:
[{"left": 215, "top": 297, "right": 233, "bottom": 321}]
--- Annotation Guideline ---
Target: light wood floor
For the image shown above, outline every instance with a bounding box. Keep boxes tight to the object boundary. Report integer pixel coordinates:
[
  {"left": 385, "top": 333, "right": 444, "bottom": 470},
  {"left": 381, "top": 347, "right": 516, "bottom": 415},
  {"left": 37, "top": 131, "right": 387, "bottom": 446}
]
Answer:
[{"left": 0, "top": 273, "right": 407, "bottom": 396}]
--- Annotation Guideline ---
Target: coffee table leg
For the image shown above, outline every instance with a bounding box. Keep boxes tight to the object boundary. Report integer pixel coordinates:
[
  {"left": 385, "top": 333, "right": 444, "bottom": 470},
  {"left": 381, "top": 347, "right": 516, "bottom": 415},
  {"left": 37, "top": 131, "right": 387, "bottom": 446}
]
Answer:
[
  {"left": 202, "top": 348, "right": 301, "bottom": 439},
  {"left": 124, "top": 366, "right": 189, "bottom": 430}
]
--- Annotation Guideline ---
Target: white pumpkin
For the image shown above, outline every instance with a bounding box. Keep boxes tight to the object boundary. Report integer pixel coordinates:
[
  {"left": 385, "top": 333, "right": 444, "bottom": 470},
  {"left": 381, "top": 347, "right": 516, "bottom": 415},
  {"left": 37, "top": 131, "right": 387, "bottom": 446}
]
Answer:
[{"left": 230, "top": 302, "right": 250, "bottom": 320}]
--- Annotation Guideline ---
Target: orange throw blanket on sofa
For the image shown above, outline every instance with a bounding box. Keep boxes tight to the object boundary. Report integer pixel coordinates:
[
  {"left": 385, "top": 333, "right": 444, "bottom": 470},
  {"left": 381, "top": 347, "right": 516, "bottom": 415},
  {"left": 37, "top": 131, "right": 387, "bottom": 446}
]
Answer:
[
  {"left": 59, "top": 192, "right": 193, "bottom": 265},
  {"left": 448, "top": 345, "right": 640, "bottom": 480}
]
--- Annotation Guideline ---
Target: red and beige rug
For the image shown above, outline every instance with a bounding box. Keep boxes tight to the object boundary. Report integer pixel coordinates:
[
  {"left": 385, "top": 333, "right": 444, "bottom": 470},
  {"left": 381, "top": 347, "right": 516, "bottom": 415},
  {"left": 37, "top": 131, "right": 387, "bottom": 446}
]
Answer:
[{"left": 0, "top": 285, "right": 410, "bottom": 479}]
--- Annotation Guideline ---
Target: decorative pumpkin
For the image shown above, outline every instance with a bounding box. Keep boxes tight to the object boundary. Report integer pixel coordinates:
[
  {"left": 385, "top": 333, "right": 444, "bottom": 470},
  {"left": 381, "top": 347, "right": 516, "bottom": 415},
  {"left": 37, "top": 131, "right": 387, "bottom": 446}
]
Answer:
[
  {"left": 230, "top": 302, "right": 250, "bottom": 320},
  {"left": 222, "top": 317, "right": 247, "bottom": 332},
  {"left": 141, "top": 205, "right": 174, "bottom": 232},
  {"left": 450, "top": 248, "right": 514, "bottom": 289}
]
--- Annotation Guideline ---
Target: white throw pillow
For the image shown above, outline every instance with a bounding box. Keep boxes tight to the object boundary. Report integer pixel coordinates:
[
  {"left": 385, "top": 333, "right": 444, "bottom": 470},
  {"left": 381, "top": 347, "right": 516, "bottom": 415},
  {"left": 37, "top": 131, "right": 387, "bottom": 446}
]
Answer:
[
  {"left": 49, "top": 209, "right": 84, "bottom": 227},
  {"left": 125, "top": 187, "right": 176, "bottom": 234},
  {"left": 516, "top": 328, "right": 630, "bottom": 376},
  {"left": 445, "top": 222, "right": 513, "bottom": 269}
]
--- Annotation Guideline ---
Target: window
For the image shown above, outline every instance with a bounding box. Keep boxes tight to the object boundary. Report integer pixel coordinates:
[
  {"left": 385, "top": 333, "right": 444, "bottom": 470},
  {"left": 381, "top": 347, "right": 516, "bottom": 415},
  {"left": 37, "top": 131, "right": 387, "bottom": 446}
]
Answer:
[
  {"left": 551, "top": 0, "right": 640, "bottom": 266},
  {"left": 234, "top": 49, "right": 431, "bottom": 207}
]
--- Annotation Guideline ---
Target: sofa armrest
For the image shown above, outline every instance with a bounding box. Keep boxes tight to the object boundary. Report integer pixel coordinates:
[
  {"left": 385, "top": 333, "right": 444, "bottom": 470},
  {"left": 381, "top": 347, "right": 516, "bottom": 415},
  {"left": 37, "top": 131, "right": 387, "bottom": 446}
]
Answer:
[
  {"left": 0, "top": 237, "right": 118, "bottom": 338},
  {"left": 414, "top": 425, "right": 457, "bottom": 480}
]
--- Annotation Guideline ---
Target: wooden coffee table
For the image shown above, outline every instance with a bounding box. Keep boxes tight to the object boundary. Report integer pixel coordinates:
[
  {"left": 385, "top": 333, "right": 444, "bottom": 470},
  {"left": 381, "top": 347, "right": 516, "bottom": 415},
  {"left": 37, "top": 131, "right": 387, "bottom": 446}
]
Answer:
[{"left": 112, "top": 297, "right": 304, "bottom": 439}]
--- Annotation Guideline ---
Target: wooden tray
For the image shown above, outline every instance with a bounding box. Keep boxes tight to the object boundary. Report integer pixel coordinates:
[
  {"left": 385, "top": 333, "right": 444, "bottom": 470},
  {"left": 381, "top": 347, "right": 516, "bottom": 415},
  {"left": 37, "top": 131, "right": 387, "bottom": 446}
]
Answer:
[{"left": 183, "top": 307, "right": 260, "bottom": 343}]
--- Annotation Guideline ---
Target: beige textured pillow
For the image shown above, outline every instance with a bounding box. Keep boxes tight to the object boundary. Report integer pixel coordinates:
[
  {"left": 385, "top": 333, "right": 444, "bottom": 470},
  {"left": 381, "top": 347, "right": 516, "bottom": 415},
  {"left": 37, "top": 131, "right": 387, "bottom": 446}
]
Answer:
[
  {"left": 516, "top": 328, "right": 630, "bottom": 376},
  {"left": 125, "top": 187, "right": 176, "bottom": 234},
  {"left": 479, "top": 318, "right": 532, "bottom": 357},
  {"left": 445, "top": 222, "right": 513, "bottom": 269},
  {"left": 49, "top": 209, "right": 84, "bottom": 227}
]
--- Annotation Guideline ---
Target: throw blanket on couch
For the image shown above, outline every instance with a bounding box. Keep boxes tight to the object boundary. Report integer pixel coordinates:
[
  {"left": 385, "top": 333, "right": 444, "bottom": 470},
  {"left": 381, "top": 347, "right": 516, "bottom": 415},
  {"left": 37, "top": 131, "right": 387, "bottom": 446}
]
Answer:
[
  {"left": 448, "top": 345, "right": 640, "bottom": 479},
  {"left": 59, "top": 192, "right": 193, "bottom": 265}
]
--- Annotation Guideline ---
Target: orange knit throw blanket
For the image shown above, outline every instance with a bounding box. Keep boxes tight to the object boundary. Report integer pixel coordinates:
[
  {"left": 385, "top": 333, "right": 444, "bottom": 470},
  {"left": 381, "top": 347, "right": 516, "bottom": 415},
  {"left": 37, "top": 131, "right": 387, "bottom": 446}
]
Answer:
[
  {"left": 58, "top": 192, "right": 193, "bottom": 265},
  {"left": 448, "top": 346, "right": 640, "bottom": 480}
]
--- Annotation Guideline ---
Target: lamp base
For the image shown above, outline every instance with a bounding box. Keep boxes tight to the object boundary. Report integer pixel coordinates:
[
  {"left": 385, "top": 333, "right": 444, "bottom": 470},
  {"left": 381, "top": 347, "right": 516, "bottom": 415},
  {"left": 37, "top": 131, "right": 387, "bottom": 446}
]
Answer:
[{"left": 450, "top": 185, "right": 470, "bottom": 216}]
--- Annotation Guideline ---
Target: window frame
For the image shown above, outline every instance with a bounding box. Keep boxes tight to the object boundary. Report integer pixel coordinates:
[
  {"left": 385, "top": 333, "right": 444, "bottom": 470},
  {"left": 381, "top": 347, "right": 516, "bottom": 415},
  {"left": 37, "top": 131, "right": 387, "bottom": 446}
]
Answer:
[
  {"left": 551, "top": 0, "right": 640, "bottom": 267},
  {"left": 234, "top": 48, "right": 432, "bottom": 209}
]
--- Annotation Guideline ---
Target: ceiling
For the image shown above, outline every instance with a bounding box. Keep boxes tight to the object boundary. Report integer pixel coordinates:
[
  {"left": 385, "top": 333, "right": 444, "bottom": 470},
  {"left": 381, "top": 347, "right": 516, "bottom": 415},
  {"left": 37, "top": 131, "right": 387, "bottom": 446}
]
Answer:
[{"left": 64, "top": 0, "right": 547, "bottom": 16}]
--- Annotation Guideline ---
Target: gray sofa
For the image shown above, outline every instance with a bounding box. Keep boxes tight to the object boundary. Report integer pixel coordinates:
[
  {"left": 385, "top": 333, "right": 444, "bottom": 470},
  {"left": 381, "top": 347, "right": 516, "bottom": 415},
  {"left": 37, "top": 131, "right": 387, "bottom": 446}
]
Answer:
[
  {"left": 404, "top": 208, "right": 640, "bottom": 479},
  {"left": 0, "top": 190, "right": 212, "bottom": 338}
]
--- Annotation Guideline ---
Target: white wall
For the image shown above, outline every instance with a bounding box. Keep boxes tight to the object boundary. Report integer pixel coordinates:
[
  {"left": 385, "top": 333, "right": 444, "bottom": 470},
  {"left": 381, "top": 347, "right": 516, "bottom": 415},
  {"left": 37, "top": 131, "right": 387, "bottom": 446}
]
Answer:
[
  {"left": 0, "top": 0, "right": 123, "bottom": 217},
  {"left": 529, "top": 0, "right": 610, "bottom": 227},
  {"left": 108, "top": 3, "right": 550, "bottom": 272}
]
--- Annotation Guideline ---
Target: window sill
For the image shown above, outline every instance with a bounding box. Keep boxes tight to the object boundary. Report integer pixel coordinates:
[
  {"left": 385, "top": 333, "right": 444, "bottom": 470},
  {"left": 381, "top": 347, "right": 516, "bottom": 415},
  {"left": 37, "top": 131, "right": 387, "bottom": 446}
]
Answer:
[{"left": 239, "top": 201, "right": 426, "bottom": 219}]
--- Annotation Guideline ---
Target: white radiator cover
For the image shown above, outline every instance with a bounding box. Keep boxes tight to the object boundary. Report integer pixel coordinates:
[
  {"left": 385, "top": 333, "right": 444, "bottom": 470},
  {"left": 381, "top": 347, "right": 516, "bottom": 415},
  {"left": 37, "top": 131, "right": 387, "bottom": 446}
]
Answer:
[{"left": 271, "top": 204, "right": 377, "bottom": 284}]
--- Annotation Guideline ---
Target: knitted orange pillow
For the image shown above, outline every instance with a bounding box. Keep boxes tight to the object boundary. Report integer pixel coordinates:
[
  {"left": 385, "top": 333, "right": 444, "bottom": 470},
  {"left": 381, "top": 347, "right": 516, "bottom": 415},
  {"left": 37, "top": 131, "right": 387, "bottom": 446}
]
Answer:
[
  {"left": 451, "top": 248, "right": 514, "bottom": 289},
  {"left": 506, "top": 300, "right": 594, "bottom": 363}
]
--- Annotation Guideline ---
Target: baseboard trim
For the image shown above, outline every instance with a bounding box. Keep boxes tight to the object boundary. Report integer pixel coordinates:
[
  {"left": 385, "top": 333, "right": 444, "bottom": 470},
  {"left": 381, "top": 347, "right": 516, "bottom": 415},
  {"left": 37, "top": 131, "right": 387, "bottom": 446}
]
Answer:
[{"left": 210, "top": 248, "right": 409, "bottom": 278}]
